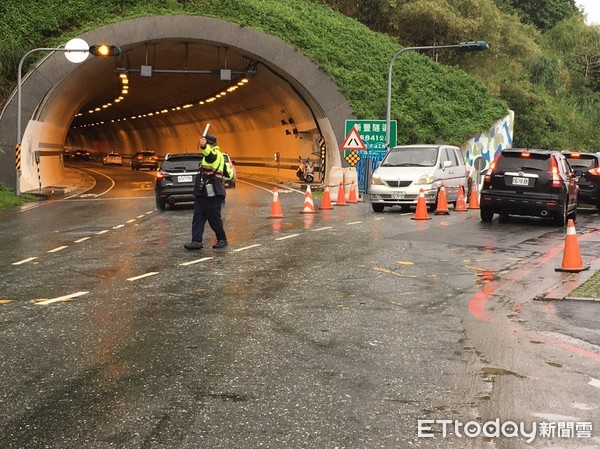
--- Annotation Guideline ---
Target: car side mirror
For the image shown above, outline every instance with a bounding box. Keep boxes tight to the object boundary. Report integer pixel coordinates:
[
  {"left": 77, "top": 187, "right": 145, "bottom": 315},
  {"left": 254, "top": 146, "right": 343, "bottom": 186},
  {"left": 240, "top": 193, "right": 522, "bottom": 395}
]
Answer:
[{"left": 442, "top": 160, "right": 452, "bottom": 169}]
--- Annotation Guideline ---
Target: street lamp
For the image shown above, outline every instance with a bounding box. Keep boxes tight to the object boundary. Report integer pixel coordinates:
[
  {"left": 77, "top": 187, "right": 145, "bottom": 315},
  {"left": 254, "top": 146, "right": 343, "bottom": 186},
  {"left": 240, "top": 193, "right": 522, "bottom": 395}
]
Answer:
[
  {"left": 15, "top": 38, "right": 121, "bottom": 194},
  {"left": 385, "top": 40, "right": 489, "bottom": 148}
]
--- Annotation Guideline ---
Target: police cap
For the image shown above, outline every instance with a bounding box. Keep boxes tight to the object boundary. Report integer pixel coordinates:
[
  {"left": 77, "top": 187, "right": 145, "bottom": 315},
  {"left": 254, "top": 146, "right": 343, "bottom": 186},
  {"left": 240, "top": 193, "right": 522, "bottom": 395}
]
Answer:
[{"left": 205, "top": 134, "right": 217, "bottom": 145}]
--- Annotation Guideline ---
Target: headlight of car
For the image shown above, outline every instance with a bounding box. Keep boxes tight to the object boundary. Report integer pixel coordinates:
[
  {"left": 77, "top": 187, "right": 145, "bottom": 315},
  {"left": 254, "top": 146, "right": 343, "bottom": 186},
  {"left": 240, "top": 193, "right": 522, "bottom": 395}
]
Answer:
[
  {"left": 415, "top": 174, "right": 436, "bottom": 185},
  {"left": 371, "top": 174, "right": 384, "bottom": 185}
]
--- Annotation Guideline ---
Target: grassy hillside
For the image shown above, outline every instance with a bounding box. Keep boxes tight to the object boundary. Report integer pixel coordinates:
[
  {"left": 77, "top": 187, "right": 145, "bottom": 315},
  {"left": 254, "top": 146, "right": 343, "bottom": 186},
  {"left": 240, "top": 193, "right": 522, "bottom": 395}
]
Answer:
[{"left": 0, "top": 0, "right": 507, "bottom": 146}]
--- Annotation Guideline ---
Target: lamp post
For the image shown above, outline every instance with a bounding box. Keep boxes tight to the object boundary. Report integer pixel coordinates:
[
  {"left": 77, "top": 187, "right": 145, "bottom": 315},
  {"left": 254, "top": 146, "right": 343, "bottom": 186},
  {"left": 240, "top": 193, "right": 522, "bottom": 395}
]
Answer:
[
  {"left": 385, "top": 41, "right": 490, "bottom": 148},
  {"left": 15, "top": 39, "right": 120, "bottom": 195}
]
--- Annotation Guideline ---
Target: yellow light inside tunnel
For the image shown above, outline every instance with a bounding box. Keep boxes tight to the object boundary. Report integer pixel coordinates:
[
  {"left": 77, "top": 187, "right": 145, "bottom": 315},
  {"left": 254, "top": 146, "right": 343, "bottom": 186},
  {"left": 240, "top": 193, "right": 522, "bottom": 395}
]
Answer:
[
  {"left": 95, "top": 107, "right": 101, "bottom": 111},
  {"left": 122, "top": 79, "right": 129, "bottom": 84},
  {"left": 119, "top": 73, "right": 127, "bottom": 79},
  {"left": 216, "top": 94, "right": 221, "bottom": 98},
  {"left": 220, "top": 91, "right": 227, "bottom": 95},
  {"left": 199, "top": 101, "right": 205, "bottom": 105},
  {"left": 161, "top": 109, "right": 168, "bottom": 113},
  {"left": 241, "top": 78, "right": 249, "bottom": 83},
  {"left": 114, "top": 98, "right": 121, "bottom": 103}
]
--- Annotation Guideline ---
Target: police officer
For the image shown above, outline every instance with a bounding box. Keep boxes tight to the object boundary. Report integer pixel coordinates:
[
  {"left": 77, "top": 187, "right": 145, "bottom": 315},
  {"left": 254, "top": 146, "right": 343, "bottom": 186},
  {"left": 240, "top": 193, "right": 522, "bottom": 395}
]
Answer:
[{"left": 185, "top": 134, "right": 228, "bottom": 250}]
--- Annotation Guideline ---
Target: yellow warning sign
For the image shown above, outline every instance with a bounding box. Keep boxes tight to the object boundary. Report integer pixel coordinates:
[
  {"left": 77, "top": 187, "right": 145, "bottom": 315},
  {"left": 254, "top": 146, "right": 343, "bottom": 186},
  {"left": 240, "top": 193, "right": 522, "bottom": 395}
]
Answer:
[{"left": 344, "top": 150, "right": 361, "bottom": 167}]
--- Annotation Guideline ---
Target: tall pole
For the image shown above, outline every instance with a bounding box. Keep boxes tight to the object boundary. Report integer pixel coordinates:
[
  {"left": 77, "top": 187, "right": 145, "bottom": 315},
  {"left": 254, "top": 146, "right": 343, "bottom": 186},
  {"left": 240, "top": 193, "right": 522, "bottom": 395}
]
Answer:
[
  {"left": 385, "top": 43, "right": 487, "bottom": 149},
  {"left": 16, "top": 44, "right": 90, "bottom": 194}
]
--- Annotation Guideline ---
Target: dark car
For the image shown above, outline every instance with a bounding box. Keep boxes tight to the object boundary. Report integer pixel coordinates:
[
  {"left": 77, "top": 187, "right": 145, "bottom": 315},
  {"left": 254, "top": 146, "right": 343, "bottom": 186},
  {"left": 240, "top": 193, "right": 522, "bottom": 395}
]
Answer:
[
  {"left": 72, "top": 148, "right": 90, "bottom": 161},
  {"left": 155, "top": 153, "right": 203, "bottom": 210},
  {"left": 562, "top": 151, "right": 600, "bottom": 210},
  {"left": 480, "top": 149, "right": 578, "bottom": 226},
  {"left": 132, "top": 150, "right": 159, "bottom": 170}
]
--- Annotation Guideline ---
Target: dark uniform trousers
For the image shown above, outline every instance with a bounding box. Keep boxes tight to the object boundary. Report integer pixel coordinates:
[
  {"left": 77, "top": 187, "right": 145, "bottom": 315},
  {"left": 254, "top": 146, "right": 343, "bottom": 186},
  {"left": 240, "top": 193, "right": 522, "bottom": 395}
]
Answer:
[{"left": 192, "top": 195, "right": 227, "bottom": 243}]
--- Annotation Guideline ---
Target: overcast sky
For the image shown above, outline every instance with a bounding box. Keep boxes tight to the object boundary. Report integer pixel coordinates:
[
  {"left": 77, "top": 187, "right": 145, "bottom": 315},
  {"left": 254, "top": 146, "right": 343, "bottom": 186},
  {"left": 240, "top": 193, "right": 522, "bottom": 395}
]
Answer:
[{"left": 575, "top": 0, "right": 600, "bottom": 24}]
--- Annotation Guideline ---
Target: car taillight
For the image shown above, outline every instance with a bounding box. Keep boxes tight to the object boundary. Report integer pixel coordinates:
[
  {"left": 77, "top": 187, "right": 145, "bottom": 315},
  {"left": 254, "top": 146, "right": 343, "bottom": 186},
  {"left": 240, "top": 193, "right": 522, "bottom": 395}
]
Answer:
[
  {"left": 484, "top": 153, "right": 501, "bottom": 183},
  {"left": 550, "top": 156, "right": 561, "bottom": 188},
  {"left": 589, "top": 167, "right": 599, "bottom": 176},
  {"left": 156, "top": 172, "right": 164, "bottom": 180},
  {"left": 521, "top": 152, "right": 531, "bottom": 158},
  {"left": 137, "top": 156, "right": 143, "bottom": 160}
]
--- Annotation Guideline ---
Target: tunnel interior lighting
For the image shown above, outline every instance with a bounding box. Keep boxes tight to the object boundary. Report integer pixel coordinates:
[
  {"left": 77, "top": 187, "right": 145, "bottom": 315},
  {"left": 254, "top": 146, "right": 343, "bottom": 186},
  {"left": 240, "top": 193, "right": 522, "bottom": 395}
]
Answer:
[{"left": 72, "top": 75, "right": 251, "bottom": 129}]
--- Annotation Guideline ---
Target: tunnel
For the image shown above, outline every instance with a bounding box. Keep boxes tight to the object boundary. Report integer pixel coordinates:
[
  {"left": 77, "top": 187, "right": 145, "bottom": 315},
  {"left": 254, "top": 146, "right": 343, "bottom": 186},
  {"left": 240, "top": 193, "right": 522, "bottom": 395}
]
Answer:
[{"left": 0, "top": 15, "right": 354, "bottom": 193}]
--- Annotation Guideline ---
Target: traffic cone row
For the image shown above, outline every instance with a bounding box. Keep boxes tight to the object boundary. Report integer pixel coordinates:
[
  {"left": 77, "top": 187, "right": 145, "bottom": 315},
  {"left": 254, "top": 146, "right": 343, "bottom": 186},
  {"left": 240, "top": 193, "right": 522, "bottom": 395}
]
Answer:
[{"left": 270, "top": 181, "right": 480, "bottom": 220}]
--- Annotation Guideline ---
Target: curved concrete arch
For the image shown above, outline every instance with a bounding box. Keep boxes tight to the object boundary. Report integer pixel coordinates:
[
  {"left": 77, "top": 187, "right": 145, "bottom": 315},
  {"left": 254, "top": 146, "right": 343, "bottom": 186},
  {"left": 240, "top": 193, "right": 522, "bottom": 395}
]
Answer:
[{"left": 0, "top": 15, "right": 354, "bottom": 192}]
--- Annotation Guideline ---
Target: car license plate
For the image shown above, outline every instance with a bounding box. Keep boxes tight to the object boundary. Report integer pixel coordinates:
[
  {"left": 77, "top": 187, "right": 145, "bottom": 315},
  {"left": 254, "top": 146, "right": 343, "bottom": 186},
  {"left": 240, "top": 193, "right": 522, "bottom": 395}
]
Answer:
[
  {"left": 391, "top": 192, "right": 405, "bottom": 199},
  {"left": 512, "top": 177, "right": 529, "bottom": 186},
  {"left": 178, "top": 175, "right": 193, "bottom": 183}
]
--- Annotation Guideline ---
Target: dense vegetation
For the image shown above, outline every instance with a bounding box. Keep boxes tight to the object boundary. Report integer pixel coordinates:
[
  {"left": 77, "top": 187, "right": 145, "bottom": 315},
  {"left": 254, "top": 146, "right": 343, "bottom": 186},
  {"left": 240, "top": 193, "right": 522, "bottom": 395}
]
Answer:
[
  {"left": 0, "top": 0, "right": 597, "bottom": 151},
  {"left": 320, "top": 0, "right": 599, "bottom": 151}
]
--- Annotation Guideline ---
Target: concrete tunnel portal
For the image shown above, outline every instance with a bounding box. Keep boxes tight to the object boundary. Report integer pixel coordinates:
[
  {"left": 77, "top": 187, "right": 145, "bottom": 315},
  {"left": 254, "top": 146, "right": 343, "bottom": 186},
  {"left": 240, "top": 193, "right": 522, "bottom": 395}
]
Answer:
[{"left": 0, "top": 15, "right": 353, "bottom": 193}]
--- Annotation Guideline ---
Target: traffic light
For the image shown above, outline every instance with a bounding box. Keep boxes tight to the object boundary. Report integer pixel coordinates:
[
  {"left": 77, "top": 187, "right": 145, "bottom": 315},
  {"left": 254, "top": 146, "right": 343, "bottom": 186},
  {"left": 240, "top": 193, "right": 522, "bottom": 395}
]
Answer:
[
  {"left": 89, "top": 44, "right": 122, "bottom": 57},
  {"left": 458, "top": 41, "right": 490, "bottom": 52}
]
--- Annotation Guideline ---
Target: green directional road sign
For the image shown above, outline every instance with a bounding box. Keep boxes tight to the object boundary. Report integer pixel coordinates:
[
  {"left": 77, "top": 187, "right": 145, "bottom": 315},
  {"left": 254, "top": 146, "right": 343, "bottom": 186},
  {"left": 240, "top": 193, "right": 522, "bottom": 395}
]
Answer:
[{"left": 345, "top": 119, "right": 396, "bottom": 153}]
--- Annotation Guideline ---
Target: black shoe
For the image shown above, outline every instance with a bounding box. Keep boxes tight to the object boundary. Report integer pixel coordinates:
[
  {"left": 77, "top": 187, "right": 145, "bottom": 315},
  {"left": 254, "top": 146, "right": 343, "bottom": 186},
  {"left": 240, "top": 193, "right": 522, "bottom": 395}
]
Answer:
[
  {"left": 213, "top": 240, "right": 228, "bottom": 249},
  {"left": 184, "top": 241, "right": 204, "bottom": 250}
]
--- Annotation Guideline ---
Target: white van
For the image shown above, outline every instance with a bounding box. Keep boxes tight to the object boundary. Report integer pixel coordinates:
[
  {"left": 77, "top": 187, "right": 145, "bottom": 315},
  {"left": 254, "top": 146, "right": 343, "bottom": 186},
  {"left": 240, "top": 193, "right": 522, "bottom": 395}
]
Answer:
[{"left": 368, "top": 144, "right": 467, "bottom": 212}]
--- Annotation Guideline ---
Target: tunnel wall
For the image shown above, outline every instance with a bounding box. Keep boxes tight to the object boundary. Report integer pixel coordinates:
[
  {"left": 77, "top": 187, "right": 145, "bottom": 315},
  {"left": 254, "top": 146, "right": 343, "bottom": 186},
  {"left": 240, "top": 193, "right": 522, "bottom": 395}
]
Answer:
[{"left": 0, "top": 15, "right": 354, "bottom": 192}]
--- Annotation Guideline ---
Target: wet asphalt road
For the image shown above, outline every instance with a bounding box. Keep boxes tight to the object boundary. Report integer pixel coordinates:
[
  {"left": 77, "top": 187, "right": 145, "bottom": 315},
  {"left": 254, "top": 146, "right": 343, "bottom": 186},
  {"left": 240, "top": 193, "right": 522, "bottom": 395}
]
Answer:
[{"left": 1, "top": 162, "right": 599, "bottom": 448}]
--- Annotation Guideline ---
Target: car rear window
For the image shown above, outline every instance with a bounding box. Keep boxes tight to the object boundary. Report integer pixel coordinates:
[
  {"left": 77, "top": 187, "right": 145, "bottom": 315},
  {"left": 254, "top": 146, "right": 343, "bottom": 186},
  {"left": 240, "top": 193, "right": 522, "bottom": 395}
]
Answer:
[
  {"left": 162, "top": 157, "right": 202, "bottom": 172},
  {"left": 496, "top": 152, "right": 551, "bottom": 172},
  {"left": 566, "top": 156, "right": 596, "bottom": 170}
]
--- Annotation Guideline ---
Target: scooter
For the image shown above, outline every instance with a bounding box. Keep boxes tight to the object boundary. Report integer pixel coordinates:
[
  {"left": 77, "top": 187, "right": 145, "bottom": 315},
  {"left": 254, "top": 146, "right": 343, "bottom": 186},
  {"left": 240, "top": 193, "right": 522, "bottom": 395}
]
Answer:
[{"left": 296, "top": 156, "right": 315, "bottom": 183}]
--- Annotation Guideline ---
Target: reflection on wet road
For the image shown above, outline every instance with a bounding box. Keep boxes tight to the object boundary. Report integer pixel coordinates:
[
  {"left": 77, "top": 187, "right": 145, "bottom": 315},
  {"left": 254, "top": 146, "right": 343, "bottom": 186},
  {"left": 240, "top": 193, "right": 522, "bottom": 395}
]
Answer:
[{"left": 0, "top": 163, "right": 599, "bottom": 448}]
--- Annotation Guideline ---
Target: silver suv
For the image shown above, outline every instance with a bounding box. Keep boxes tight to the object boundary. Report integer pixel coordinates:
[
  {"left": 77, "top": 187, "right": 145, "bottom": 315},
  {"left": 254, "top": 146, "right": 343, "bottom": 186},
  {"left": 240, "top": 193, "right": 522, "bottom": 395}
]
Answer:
[{"left": 368, "top": 144, "right": 467, "bottom": 212}]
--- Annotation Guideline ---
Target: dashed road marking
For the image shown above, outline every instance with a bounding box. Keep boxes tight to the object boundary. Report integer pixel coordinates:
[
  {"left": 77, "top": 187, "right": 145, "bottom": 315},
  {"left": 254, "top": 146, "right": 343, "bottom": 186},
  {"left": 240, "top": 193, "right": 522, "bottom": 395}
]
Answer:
[
  {"left": 12, "top": 257, "right": 37, "bottom": 265},
  {"left": 74, "top": 237, "right": 91, "bottom": 243},
  {"left": 35, "top": 291, "right": 88, "bottom": 305},
  {"left": 136, "top": 214, "right": 145, "bottom": 219},
  {"left": 113, "top": 225, "right": 125, "bottom": 229},
  {"left": 346, "top": 221, "right": 362, "bottom": 225},
  {"left": 126, "top": 219, "right": 136, "bottom": 223},
  {"left": 96, "top": 230, "right": 109, "bottom": 235},
  {"left": 276, "top": 234, "right": 300, "bottom": 241},
  {"left": 127, "top": 272, "right": 159, "bottom": 281},
  {"left": 47, "top": 246, "right": 68, "bottom": 253},
  {"left": 180, "top": 257, "right": 214, "bottom": 266},
  {"left": 312, "top": 226, "right": 333, "bottom": 232},
  {"left": 234, "top": 244, "right": 262, "bottom": 252}
]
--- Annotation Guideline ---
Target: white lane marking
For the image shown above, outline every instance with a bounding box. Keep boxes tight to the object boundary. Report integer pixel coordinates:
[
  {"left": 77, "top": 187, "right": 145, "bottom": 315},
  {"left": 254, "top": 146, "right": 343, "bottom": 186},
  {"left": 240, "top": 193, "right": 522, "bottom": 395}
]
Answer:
[
  {"left": 126, "top": 219, "right": 136, "bottom": 223},
  {"left": 96, "top": 230, "right": 109, "bottom": 235},
  {"left": 180, "top": 256, "right": 214, "bottom": 266},
  {"left": 36, "top": 291, "right": 88, "bottom": 305},
  {"left": 589, "top": 377, "right": 600, "bottom": 389},
  {"left": 47, "top": 246, "right": 68, "bottom": 253},
  {"left": 79, "top": 167, "right": 116, "bottom": 197},
  {"left": 375, "top": 217, "right": 385, "bottom": 221},
  {"left": 12, "top": 257, "right": 38, "bottom": 265},
  {"left": 276, "top": 234, "right": 300, "bottom": 241},
  {"left": 346, "top": 221, "right": 362, "bottom": 225},
  {"left": 312, "top": 226, "right": 333, "bottom": 232},
  {"left": 145, "top": 211, "right": 154, "bottom": 215},
  {"left": 234, "top": 244, "right": 262, "bottom": 252},
  {"left": 127, "top": 272, "right": 159, "bottom": 281},
  {"left": 74, "top": 237, "right": 91, "bottom": 243},
  {"left": 136, "top": 214, "right": 145, "bottom": 219},
  {"left": 236, "top": 179, "right": 300, "bottom": 194},
  {"left": 113, "top": 224, "right": 125, "bottom": 229}
]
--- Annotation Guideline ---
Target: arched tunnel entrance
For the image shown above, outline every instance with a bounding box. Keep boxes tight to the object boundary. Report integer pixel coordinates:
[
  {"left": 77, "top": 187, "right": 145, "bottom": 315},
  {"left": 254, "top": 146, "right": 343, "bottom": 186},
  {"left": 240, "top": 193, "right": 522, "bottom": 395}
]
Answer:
[{"left": 0, "top": 15, "right": 354, "bottom": 193}]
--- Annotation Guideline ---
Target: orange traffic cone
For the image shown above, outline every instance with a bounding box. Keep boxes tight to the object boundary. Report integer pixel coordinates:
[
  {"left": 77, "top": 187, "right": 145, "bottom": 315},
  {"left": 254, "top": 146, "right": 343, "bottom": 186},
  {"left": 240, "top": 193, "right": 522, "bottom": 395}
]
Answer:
[
  {"left": 320, "top": 185, "right": 333, "bottom": 210},
  {"left": 412, "top": 189, "right": 431, "bottom": 220},
  {"left": 335, "top": 182, "right": 348, "bottom": 206},
  {"left": 468, "top": 180, "right": 480, "bottom": 209},
  {"left": 454, "top": 184, "right": 468, "bottom": 212},
  {"left": 301, "top": 185, "right": 317, "bottom": 214},
  {"left": 434, "top": 182, "right": 450, "bottom": 215},
  {"left": 348, "top": 181, "right": 358, "bottom": 204},
  {"left": 269, "top": 187, "right": 283, "bottom": 218},
  {"left": 555, "top": 219, "right": 590, "bottom": 272}
]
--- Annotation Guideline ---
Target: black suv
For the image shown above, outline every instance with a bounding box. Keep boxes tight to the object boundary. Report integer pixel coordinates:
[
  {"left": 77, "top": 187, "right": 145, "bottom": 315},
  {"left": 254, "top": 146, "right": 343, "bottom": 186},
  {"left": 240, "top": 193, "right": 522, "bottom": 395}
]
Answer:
[
  {"left": 132, "top": 150, "right": 159, "bottom": 170},
  {"left": 480, "top": 149, "right": 578, "bottom": 225},
  {"left": 562, "top": 151, "right": 600, "bottom": 210},
  {"left": 155, "top": 153, "right": 203, "bottom": 210}
]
